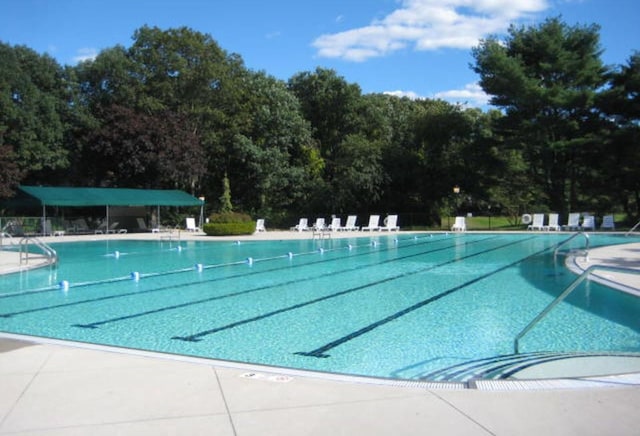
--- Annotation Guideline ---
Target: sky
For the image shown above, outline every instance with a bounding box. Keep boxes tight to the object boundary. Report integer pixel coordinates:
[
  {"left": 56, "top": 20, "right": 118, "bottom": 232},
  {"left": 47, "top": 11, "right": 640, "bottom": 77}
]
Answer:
[{"left": 0, "top": 0, "right": 638, "bottom": 108}]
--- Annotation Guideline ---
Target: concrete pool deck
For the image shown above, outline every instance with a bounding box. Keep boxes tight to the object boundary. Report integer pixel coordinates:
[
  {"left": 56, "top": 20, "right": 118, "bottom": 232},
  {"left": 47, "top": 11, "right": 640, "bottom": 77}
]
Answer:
[{"left": 1, "top": 230, "right": 640, "bottom": 435}]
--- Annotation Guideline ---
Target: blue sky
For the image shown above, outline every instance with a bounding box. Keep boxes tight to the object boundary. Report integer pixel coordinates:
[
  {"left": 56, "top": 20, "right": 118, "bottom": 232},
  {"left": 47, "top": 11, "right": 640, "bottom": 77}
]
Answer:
[{"left": 0, "top": 0, "right": 638, "bottom": 108}]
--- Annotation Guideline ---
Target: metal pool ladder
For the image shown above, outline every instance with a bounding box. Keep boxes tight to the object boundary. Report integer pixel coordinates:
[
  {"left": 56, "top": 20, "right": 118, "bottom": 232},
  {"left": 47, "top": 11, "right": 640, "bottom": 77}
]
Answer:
[
  {"left": 514, "top": 264, "right": 640, "bottom": 354},
  {"left": 19, "top": 237, "right": 58, "bottom": 267},
  {"left": 554, "top": 231, "right": 590, "bottom": 261}
]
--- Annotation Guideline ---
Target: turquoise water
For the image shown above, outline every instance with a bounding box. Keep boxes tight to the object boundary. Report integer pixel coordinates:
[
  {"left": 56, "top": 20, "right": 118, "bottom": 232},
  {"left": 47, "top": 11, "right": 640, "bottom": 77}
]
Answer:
[{"left": 1, "top": 233, "right": 639, "bottom": 381}]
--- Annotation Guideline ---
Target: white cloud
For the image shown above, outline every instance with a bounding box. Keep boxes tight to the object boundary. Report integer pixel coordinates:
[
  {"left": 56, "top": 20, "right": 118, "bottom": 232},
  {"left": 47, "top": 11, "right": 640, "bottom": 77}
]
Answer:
[
  {"left": 384, "top": 82, "right": 491, "bottom": 108},
  {"left": 384, "top": 90, "right": 423, "bottom": 99},
  {"left": 73, "top": 48, "right": 98, "bottom": 63},
  {"left": 313, "top": 0, "right": 548, "bottom": 61},
  {"left": 434, "top": 82, "right": 491, "bottom": 106}
]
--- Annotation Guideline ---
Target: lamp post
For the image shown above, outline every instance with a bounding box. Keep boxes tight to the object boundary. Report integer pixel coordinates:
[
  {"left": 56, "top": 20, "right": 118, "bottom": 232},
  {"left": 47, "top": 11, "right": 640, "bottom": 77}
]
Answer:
[
  {"left": 452, "top": 185, "right": 460, "bottom": 217},
  {"left": 198, "top": 196, "right": 205, "bottom": 229}
]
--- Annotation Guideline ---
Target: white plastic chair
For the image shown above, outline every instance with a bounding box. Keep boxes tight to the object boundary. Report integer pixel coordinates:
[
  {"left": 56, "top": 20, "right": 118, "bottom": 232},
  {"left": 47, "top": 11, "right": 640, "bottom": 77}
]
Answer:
[
  {"left": 380, "top": 215, "right": 400, "bottom": 231},
  {"left": 185, "top": 217, "right": 200, "bottom": 232},
  {"left": 451, "top": 216, "right": 466, "bottom": 232},
  {"left": 362, "top": 215, "right": 380, "bottom": 231},
  {"left": 527, "top": 214, "right": 545, "bottom": 230}
]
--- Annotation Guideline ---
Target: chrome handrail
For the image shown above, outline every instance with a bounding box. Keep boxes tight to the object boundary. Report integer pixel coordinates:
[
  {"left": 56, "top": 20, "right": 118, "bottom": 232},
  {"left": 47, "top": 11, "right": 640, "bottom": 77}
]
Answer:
[
  {"left": 514, "top": 264, "right": 640, "bottom": 354},
  {"left": 554, "top": 232, "right": 590, "bottom": 261},
  {"left": 19, "top": 237, "right": 58, "bottom": 266},
  {"left": 626, "top": 220, "right": 640, "bottom": 237}
]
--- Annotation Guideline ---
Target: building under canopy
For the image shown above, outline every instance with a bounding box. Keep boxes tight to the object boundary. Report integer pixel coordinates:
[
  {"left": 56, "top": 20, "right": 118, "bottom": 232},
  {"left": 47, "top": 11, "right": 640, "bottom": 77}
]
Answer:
[{"left": 5, "top": 186, "right": 204, "bottom": 234}]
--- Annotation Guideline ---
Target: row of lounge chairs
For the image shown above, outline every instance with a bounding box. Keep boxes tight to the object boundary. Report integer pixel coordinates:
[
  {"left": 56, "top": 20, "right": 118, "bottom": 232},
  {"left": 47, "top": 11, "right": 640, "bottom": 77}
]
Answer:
[
  {"left": 526, "top": 213, "right": 615, "bottom": 231},
  {"left": 289, "top": 215, "right": 400, "bottom": 232},
  {"left": 450, "top": 213, "right": 616, "bottom": 232}
]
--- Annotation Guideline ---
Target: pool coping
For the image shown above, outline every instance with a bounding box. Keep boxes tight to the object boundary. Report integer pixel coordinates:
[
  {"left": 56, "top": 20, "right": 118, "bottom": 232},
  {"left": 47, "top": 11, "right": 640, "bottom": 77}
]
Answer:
[{"left": 2, "top": 332, "right": 640, "bottom": 392}]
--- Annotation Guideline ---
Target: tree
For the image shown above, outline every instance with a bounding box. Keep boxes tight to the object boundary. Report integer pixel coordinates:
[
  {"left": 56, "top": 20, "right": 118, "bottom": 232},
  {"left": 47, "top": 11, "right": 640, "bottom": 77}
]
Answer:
[
  {"left": 598, "top": 52, "right": 640, "bottom": 218},
  {"left": 81, "top": 104, "right": 205, "bottom": 190},
  {"left": 0, "top": 43, "right": 73, "bottom": 183},
  {"left": 226, "top": 72, "right": 319, "bottom": 216},
  {"left": 472, "top": 17, "right": 607, "bottom": 214},
  {"left": 0, "top": 131, "right": 22, "bottom": 198}
]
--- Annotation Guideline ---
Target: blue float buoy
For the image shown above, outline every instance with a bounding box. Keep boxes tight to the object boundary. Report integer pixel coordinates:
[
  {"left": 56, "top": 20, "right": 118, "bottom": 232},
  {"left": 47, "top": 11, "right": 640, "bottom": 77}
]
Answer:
[
  {"left": 59, "top": 280, "right": 69, "bottom": 290},
  {"left": 130, "top": 271, "right": 140, "bottom": 281}
]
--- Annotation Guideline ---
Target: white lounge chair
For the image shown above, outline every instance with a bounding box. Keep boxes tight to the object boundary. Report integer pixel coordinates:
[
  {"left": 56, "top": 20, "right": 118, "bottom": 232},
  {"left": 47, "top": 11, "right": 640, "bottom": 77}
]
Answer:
[
  {"left": 68, "top": 218, "right": 92, "bottom": 234},
  {"left": 137, "top": 217, "right": 157, "bottom": 233},
  {"left": 527, "top": 213, "right": 545, "bottom": 231},
  {"left": 581, "top": 215, "right": 595, "bottom": 231},
  {"left": 451, "top": 216, "right": 466, "bottom": 232},
  {"left": 545, "top": 213, "right": 560, "bottom": 231},
  {"left": 600, "top": 215, "right": 615, "bottom": 230},
  {"left": 255, "top": 219, "right": 266, "bottom": 233},
  {"left": 380, "top": 214, "right": 400, "bottom": 231},
  {"left": 562, "top": 213, "right": 581, "bottom": 231},
  {"left": 341, "top": 215, "right": 359, "bottom": 231},
  {"left": 312, "top": 218, "right": 327, "bottom": 231},
  {"left": 362, "top": 215, "right": 380, "bottom": 231},
  {"left": 328, "top": 217, "right": 341, "bottom": 231},
  {"left": 290, "top": 218, "right": 309, "bottom": 232},
  {"left": 185, "top": 217, "right": 200, "bottom": 232}
]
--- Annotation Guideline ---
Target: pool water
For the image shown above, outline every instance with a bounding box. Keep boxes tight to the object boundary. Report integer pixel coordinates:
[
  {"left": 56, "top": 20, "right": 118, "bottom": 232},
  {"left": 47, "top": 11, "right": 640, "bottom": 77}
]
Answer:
[{"left": 1, "top": 233, "right": 639, "bottom": 381}]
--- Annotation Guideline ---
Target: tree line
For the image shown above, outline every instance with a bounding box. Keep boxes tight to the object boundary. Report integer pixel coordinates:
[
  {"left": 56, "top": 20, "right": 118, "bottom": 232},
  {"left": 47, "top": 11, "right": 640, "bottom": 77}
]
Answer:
[{"left": 1, "top": 17, "right": 638, "bottom": 226}]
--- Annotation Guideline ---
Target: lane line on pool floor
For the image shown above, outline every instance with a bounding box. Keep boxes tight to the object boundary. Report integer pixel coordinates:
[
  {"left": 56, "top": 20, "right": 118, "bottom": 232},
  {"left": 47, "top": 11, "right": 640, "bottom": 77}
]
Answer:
[
  {"left": 294, "top": 238, "right": 547, "bottom": 358},
  {"left": 171, "top": 236, "right": 533, "bottom": 343},
  {"left": 1, "top": 234, "right": 463, "bottom": 318}
]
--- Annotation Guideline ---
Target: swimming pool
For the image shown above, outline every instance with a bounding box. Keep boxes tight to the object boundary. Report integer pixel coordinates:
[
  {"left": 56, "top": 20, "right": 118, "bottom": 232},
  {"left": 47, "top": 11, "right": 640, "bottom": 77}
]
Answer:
[{"left": 1, "top": 233, "right": 639, "bottom": 382}]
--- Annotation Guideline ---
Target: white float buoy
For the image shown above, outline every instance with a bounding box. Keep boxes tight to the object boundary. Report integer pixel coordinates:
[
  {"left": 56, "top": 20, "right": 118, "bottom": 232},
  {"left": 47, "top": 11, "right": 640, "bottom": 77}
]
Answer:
[
  {"left": 247, "top": 257, "right": 253, "bottom": 265},
  {"left": 288, "top": 252, "right": 294, "bottom": 259},
  {"left": 59, "top": 280, "right": 69, "bottom": 290},
  {"left": 318, "top": 247, "right": 324, "bottom": 254},
  {"left": 114, "top": 250, "right": 120, "bottom": 258},
  {"left": 130, "top": 271, "right": 140, "bottom": 281},
  {"left": 195, "top": 263, "right": 204, "bottom": 272},
  {"left": 177, "top": 246, "right": 183, "bottom": 252},
  {"left": 348, "top": 244, "right": 353, "bottom": 251}
]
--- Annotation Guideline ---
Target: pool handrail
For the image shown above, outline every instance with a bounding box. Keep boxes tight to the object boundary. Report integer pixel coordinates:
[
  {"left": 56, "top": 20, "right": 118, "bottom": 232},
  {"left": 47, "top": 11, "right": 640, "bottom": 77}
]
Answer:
[
  {"left": 19, "top": 237, "right": 58, "bottom": 267},
  {"left": 514, "top": 264, "right": 640, "bottom": 354},
  {"left": 626, "top": 220, "right": 640, "bottom": 237},
  {"left": 553, "top": 232, "right": 590, "bottom": 262}
]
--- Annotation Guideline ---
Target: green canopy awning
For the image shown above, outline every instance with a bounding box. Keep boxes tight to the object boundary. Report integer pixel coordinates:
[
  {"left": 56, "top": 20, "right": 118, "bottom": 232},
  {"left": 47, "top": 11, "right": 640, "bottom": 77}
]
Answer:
[{"left": 18, "top": 186, "right": 203, "bottom": 207}]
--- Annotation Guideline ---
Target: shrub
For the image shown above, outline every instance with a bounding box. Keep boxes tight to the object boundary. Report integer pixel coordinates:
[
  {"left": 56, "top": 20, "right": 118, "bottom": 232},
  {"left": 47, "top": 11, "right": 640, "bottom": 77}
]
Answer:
[
  {"left": 203, "top": 212, "right": 254, "bottom": 236},
  {"left": 208, "top": 212, "right": 252, "bottom": 224}
]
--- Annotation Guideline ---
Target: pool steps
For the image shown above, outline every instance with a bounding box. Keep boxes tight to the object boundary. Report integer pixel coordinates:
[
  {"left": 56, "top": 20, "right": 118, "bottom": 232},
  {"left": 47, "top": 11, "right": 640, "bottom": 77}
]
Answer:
[{"left": 419, "top": 351, "right": 640, "bottom": 382}]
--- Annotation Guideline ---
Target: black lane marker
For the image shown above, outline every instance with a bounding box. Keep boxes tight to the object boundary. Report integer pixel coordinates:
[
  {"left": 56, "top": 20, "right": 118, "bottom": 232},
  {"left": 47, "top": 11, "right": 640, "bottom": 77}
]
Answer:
[
  {"left": 172, "top": 236, "right": 527, "bottom": 342},
  {"left": 74, "top": 236, "right": 494, "bottom": 329},
  {"left": 0, "top": 235, "right": 458, "bottom": 319},
  {"left": 295, "top": 242, "right": 549, "bottom": 358}
]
